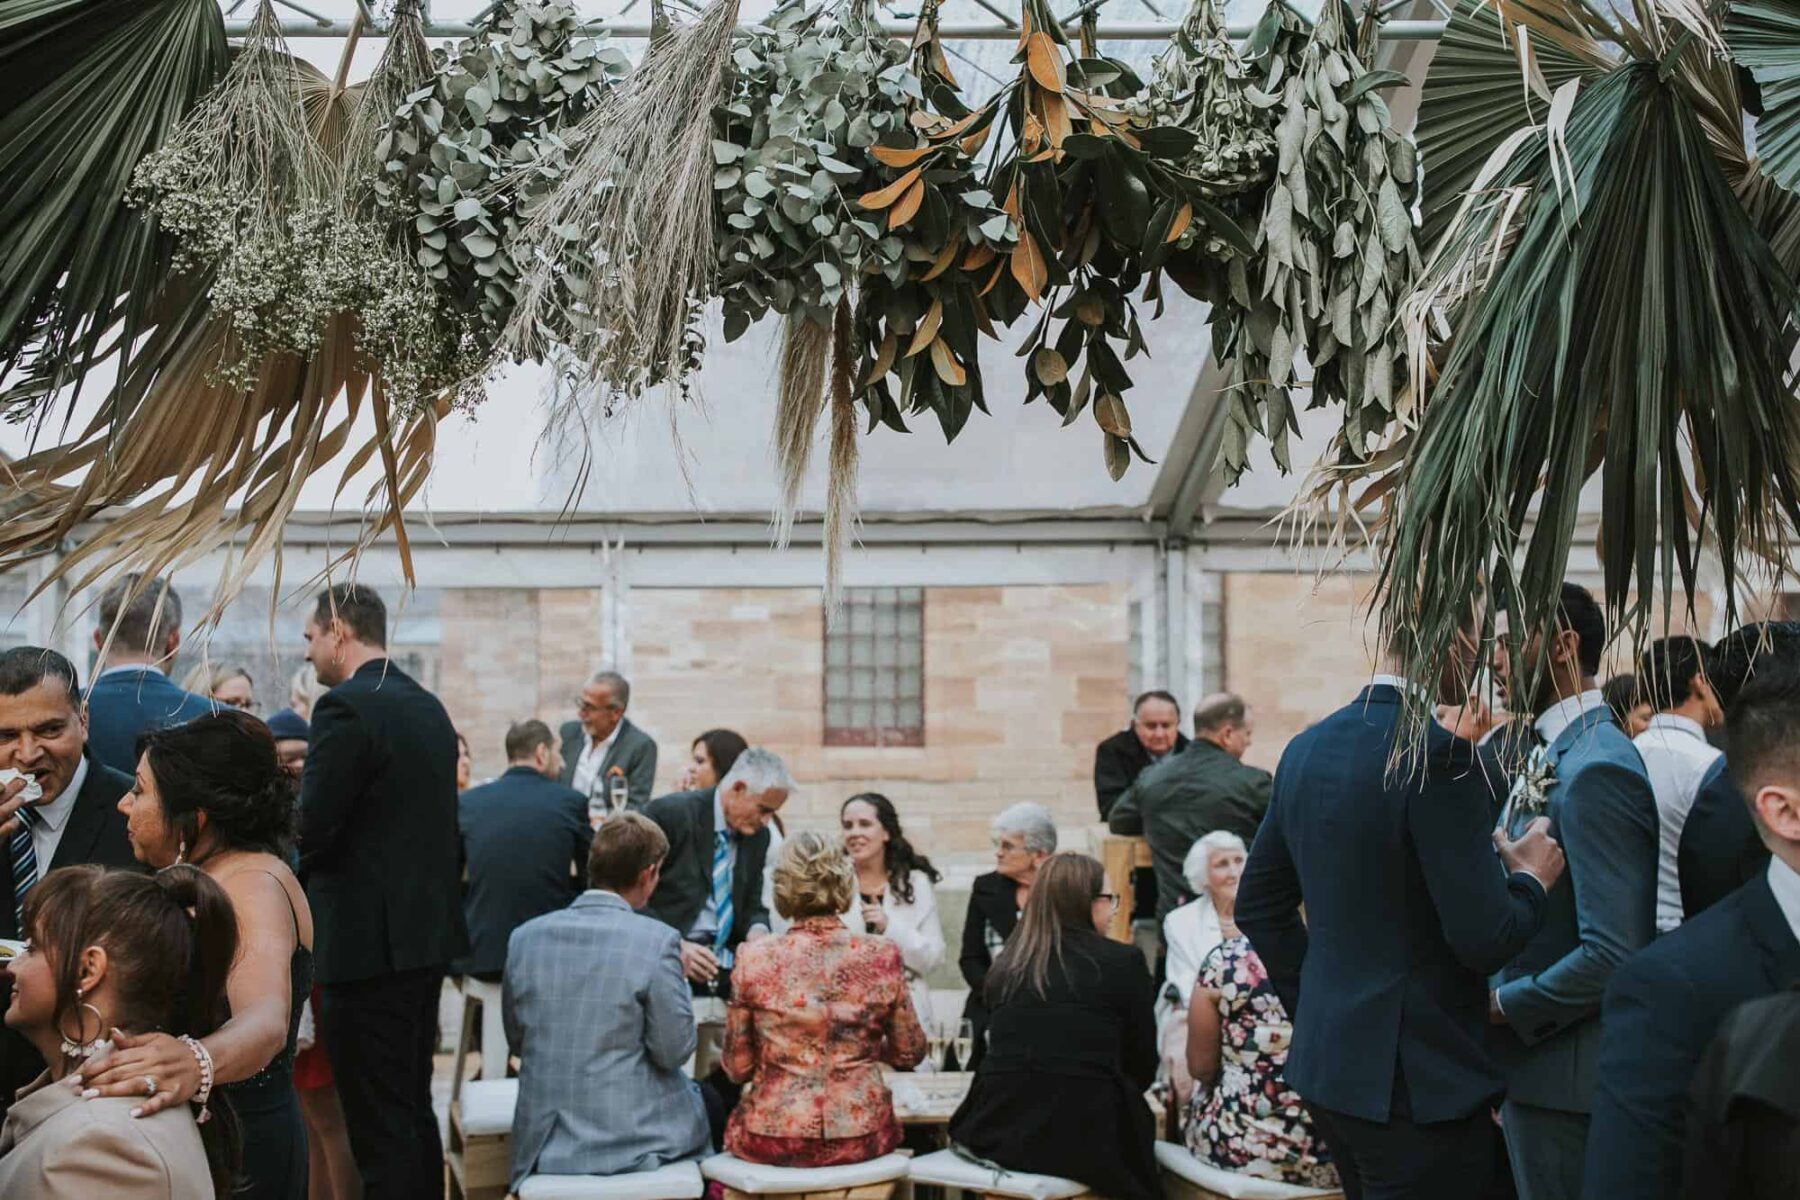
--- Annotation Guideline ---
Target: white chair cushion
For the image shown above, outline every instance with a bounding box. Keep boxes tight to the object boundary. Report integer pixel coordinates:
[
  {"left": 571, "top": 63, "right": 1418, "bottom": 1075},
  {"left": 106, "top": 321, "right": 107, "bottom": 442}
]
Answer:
[
  {"left": 700, "top": 1151, "right": 912, "bottom": 1193},
  {"left": 519, "top": 1161, "right": 707, "bottom": 1200},
  {"left": 457, "top": 1079, "right": 518, "bottom": 1137},
  {"left": 461, "top": 974, "right": 506, "bottom": 1005},
  {"left": 1153, "top": 1142, "right": 1341, "bottom": 1200},
  {"left": 905, "top": 1149, "right": 1089, "bottom": 1200}
]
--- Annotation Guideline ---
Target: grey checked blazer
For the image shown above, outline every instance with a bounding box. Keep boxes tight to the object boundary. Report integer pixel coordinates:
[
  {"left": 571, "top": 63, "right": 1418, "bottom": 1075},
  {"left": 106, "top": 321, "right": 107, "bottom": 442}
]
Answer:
[{"left": 503, "top": 890, "right": 710, "bottom": 1189}]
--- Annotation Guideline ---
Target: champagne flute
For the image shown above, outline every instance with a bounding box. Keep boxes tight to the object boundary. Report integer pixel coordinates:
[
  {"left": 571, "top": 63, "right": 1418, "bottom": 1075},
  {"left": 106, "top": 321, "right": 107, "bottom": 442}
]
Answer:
[
  {"left": 925, "top": 1018, "right": 949, "bottom": 1072},
  {"left": 608, "top": 773, "right": 629, "bottom": 818},
  {"left": 953, "top": 1018, "right": 974, "bottom": 1070}
]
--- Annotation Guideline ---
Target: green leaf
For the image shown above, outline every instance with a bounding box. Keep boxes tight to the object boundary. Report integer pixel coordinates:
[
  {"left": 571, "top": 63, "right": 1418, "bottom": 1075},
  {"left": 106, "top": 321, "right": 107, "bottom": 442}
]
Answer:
[
  {"left": 1344, "top": 68, "right": 1410, "bottom": 102},
  {"left": 1728, "top": 0, "right": 1800, "bottom": 195}
]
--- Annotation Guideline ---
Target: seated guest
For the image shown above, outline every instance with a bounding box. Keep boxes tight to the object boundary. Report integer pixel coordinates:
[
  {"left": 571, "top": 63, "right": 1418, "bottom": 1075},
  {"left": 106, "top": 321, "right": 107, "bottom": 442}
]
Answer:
[
  {"left": 1159, "top": 831, "right": 1245, "bottom": 1101},
  {"left": 504, "top": 814, "right": 710, "bottom": 1190},
  {"left": 1602, "top": 672, "right": 1653, "bottom": 737},
  {"left": 265, "top": 708, "right": 310, "bottom": 781},
  {"left": 183, "top": 664, "right": 258, "bottom": 713},
  {"left": 680, "top": 728, "right": 749, "bottom": 791},
  {"left": 86, "top": 710, "right": 313, "bottom": 1200},
  {"left": 722, "top": 832, "right": 926, "bottom": 1166},
  {"left": 1094, "top": 690, "right": 1188, "bottom": 820},
  {"left": 959, "top": 802, "right": 1056, "bottom": 1069},
  {"left": 950, "top": 853, "right": 1157, "bottom": 1200},
  {"left": 1683, "top": 985, "right": 1800, "bottom": 1200},
  {"left": 560, "top": 670, "right": 658, "bottom": 811},
  {"left": 1109, "top": 694, "right": 1271, "bottom": 923},
  {"left": 84, "top": 574, "right": 214, "bottom": 774},
  {"left": 455, "top": 719, "right": 590, "bottom": 982},
  {"left": 1182, "top": 935, "right": 1337, "bottom": 1188},
  {"left": 1633, "top": 637, "right": 1724, "bottom": 932},
  {"left": 840, "top": 792, "right": 945, "bottom": 1018},
  {"left": 0, "top": 864, "right": 237, "bottom": 1199},
  {"left": 1583, "top": 663, "right": 1800, "bottom": 1200}
]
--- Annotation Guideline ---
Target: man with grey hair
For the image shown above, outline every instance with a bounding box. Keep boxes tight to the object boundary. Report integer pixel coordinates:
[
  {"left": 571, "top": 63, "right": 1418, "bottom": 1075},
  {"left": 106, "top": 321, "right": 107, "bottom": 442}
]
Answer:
[
  {"left": 1109, "top": 692, "right": 1271, "bottom": 923},
  {"left": 84, "top": 573, "right": 215, "bottom": 774},
  {"left": 559, "top": 669, "right": 658, "bottom": 812}
]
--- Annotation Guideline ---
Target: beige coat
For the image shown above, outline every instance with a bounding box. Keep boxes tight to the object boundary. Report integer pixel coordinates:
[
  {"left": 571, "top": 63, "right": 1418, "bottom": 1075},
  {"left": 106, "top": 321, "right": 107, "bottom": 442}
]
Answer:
[{"left": 0, "top": 1072, "right": 214, "bottom": 1199}]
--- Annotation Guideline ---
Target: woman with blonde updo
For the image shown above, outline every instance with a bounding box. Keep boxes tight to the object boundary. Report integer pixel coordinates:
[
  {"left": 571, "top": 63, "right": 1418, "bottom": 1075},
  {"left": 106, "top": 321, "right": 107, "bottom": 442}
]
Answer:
[{"left": 721, "top": 831, "right": 927, "bottom": 1167}]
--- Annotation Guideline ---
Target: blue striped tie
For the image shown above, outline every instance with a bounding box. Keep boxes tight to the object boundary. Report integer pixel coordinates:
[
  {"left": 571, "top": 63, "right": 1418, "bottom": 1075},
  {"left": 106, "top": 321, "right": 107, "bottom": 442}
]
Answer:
[
  {"left": 712, "top": 830, "right": 735, "bottom": 970},
  {"left": 10, "top": 807, "right": 38, "bottom": 932}
]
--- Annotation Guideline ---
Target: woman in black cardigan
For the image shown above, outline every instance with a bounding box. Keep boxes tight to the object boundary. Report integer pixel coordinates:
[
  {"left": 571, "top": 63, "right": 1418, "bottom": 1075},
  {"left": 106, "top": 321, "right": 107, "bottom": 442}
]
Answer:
[
  {"left": 957, "top": 802, "right": 1056, "bottom": 1069},
  {"left": 950, "top": 852, "right": 1159, "bottom": 1200}
]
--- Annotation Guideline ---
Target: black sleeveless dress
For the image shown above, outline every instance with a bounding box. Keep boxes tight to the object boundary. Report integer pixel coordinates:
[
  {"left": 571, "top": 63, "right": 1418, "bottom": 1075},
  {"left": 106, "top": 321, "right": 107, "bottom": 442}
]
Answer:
[{"left": 218, "top": 879, "right": 315, "bottom": 1200}]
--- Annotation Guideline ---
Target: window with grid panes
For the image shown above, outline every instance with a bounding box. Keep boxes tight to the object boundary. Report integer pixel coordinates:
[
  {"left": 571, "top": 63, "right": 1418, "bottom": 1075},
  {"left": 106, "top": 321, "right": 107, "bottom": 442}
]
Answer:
[{"left": 824, "top": 588, "right": 924, "bottom": 747}]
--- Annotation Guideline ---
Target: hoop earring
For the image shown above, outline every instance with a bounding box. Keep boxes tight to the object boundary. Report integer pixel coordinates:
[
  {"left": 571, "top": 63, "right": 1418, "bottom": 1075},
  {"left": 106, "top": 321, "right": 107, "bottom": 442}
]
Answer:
[
  {"left": 174, "top": 836, "right": 186, "bottom": 866},
  {"left": 58, "top": 991, "right": 106, "bottom": 1060}
]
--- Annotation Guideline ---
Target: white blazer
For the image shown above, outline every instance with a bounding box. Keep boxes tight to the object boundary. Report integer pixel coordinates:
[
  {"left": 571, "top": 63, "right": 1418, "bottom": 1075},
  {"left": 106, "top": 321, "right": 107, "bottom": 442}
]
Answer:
[
  {"left": 838, "top": 869, "right": 946, "bottom": 1018},
  {"left": 1160, "top": 895, "right": 1225, "bottom": 1016}
]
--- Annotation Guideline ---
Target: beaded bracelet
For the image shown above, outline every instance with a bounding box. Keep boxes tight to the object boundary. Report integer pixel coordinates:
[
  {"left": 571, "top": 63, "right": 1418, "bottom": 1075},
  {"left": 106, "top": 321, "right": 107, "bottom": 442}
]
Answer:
[{"left": 178, "top": 1035, "right": 215, "bottom": 1124}]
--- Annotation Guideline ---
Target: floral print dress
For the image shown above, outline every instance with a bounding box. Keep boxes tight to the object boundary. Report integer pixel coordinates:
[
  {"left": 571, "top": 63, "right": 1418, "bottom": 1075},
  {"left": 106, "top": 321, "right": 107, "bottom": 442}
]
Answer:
[{"left": 1181, "top": 937, "right": 1338, "bottom": 1189}]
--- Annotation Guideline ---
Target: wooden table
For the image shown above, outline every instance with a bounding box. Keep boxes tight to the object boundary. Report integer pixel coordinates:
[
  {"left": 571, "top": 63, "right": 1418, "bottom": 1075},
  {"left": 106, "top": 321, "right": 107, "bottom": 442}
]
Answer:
[
  {"left": 886, "top": 1069, "right": 973, "bottom": 1144},
  {"left": 1099, "top": 833, "right": 1153, "bottom": 943}
]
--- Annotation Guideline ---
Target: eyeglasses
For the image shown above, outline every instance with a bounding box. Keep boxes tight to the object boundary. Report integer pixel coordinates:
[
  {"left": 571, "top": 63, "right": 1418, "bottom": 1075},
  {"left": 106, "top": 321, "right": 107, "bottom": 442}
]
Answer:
[
  {"left": 220, "top": 696, "right": 260, "bottom": 713},
  {"left": 991, "top": 838, "right": 1028, "bottom": 855},
  {"left": 576, "top": 699, "right": 621, "bottom": 715},
  {"left": 1095, "top": 892, "right": 1121, "bottom": 907}
]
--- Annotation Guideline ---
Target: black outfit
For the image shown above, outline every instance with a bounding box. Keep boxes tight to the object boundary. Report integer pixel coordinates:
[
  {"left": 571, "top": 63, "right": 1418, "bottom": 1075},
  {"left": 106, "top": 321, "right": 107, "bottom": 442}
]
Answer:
[
  {"left": 949, "top": 927, "right": 1158, "bottom": 1200},
  {"left": 1093, "top": 728, "right": 1189, "bottom": 820},
  {"left": 221, "top": 877, "right": 314, "bottom": 1200},
  {"left": 1677, "top": 758, "right": 1769, "bottom": 920},
  {"left": 957, "top": 871, "right": 1022, "bottom": 1070},
  {"left": 455, "top": 765, "right": 589, "bottom": 977},
  {"left": 0, "top": 756, "right": 138, "bottom": 1118},
  {"left": 1236, "top": 685, "right": 1550, "bottom": 1200},
  {"left": 641, "top": 788, "right": 773, "bottom": 960},
  {"left": 299, "top": 658, "right": 467, "bottom": 1200},
  {"left": 1683, "top": 986, "right": 1800, "bottom": 1200}
]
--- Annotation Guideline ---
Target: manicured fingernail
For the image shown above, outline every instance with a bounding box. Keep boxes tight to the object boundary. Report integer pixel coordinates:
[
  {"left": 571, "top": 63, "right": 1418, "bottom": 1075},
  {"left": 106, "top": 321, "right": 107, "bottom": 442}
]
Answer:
[
  {"left": 82, "top": 1089, "right": 99, "bottom": 1099},
  {"left": 129, "top": 1107, "right": 143, "bottom": 1118},
  {"left": 68, "top": 1075, "right": 81, "bottom": 1086}
]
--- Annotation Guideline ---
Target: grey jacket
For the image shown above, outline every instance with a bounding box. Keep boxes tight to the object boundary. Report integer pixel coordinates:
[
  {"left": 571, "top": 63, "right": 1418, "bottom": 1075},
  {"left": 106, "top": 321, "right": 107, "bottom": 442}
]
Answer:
[
  {"left": 559, "top": 717, "right": 659, "bottom": 811},
  {"left": 503, "top": 891, "right": 710, "bottom": 1188}
]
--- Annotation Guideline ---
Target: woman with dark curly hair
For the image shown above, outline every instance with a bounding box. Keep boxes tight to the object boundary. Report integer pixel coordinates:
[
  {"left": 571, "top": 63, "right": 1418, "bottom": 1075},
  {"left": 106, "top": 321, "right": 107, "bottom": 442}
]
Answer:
[
  {"left": 839, "top": 793, "right": 945, "bottom": 1019},
  {"left": 83, "top": 709, "right": 314, "bottom": 1200}
]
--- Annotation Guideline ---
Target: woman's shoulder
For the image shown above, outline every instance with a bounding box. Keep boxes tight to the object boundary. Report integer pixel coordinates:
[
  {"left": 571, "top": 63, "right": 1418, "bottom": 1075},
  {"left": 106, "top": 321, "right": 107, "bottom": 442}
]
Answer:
[
  {"left": 900, "top": 870, "right": 938, "bottom": 900},
  {"left": 969, "top": 871, "right": 1010, "bottom": 898},
  {"left": 35, "top": 1093, "right": 209, "bottom": 1194}
]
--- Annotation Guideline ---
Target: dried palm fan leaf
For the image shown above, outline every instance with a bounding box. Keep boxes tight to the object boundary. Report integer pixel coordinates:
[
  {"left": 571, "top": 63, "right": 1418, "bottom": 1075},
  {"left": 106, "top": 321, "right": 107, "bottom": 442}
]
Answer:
[
  {"left": 1729, "top": 0, "right": 1800, "bottom": 194},
  {"left": 824, "top": 297, "right": 860, "bottom": 615}
]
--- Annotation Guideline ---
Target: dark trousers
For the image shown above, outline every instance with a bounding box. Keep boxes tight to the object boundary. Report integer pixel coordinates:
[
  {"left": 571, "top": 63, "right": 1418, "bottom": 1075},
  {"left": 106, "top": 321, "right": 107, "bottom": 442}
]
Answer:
[
  {"left": 1309, "top": 1102, "right": 1495, "bottom": 1200},
  {"left": 319, "top": 966, "right": 446, "bottom": 1200}
]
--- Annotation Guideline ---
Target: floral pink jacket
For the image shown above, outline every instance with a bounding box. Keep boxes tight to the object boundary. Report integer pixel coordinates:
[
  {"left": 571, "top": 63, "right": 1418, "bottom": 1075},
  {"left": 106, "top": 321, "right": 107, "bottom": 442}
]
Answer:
[{"left": 723, "top": 916, "right": 928, "bottom": 1139}]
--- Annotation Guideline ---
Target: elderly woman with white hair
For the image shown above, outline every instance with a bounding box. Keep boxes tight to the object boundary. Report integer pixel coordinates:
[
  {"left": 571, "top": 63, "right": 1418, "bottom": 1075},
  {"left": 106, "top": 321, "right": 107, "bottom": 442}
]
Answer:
[
  {"left": 958, "top": 802, "right": 1057, "bottom": 1069},
  {"left": 1157, "top": 831, "right": 1247, "bottom": 1101}
]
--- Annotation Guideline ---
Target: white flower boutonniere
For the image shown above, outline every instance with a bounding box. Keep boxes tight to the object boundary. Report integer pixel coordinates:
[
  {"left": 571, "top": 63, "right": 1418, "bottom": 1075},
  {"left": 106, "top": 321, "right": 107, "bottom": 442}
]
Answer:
[{"left": 1506, "top": 746, "right": 1558, "bottom": 826}]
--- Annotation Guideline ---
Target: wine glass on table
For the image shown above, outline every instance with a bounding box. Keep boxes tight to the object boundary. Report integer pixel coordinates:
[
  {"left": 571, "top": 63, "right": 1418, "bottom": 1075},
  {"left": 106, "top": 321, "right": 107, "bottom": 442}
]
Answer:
[
  {"left": 953, "top": 1019, "right": 974, "bottom": 1071},
  {"left": 607, "top": 772, "right": 629, "bottom": 818},
  {"left": 925, "top": 1017, "right": 950, "bottom": 1073}
]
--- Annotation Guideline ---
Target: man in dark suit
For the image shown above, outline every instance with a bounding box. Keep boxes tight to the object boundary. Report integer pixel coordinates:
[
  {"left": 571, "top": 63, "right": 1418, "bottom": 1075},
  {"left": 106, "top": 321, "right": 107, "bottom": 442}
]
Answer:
[
  {"left": 299, "top": 583, "right": 469, "bottom": 1200},
  {"left": 1093, "top": 690, "right": 1188, "bottom": 820},
  {"left": 1583, "top": 663, "right": 1800, "bottom": 1200},
  {"left": 1486, "top": 583, "right": 1658, "bottom": 1200},
  {"left": 82, "top": 573, "right": 215, "bottom": 774},
  {"left": 1109, "top": 693, "right": 1271, "bottom": 922},
  {"left": 559, "top": 670, "right": 659, "bottom": 812},
  {"left": 0, "top": 647, "right": 139, "bottom": 1116},
  {"left": 456, "top": 718, "right": 590, "bottom": 981},
  {"left": 1237, "top": 623, "right": 1564, "bottom": 1200}
]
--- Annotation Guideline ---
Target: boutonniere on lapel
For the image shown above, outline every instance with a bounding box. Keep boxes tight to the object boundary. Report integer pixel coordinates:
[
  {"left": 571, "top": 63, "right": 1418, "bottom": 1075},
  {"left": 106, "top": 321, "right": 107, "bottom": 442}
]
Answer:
[{"left": 1507, "top": 746, "right": 1557, "bottom": 823}]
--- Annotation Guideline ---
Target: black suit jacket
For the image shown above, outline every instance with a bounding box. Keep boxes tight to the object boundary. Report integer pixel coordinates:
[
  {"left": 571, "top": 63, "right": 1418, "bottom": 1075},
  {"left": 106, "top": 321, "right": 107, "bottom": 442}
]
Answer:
[
  {"left": 298, "top": 659, "right": 469, "bottom": 986},
  {"left": 1585, "top": 870, "right": 1800, "bottom": 1199},
  {"left": 1678, "top": 757, "right": 1770, "bottom": 921},
  {"left": 0, "top": 756, "right": 139, "bottom": 1114},
  {"left": 1093, "top": 728, "right": 1188, "bottom": 820},
  {"left": 1683, "top": 985, "right": 1800, "bottom": 1200},
  {"left": 455, "top": 766, "right": 590, "bottom": 977},
  {"left": 1237, "top": 684, "right": 1550, "bottom": 1125},
  {"left": 640, "top": 788, "right": 771, "bottom": 952},
  {"left": 957, "top": 870, "right": 1023, "bottom": 1067}
]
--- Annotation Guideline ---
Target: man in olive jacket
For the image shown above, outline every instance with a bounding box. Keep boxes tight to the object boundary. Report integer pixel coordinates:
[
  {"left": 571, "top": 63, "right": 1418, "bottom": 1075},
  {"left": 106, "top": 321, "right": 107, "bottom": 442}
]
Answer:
[{"left": 1109, "top": 693, "right": 1271, "bottom": 922}]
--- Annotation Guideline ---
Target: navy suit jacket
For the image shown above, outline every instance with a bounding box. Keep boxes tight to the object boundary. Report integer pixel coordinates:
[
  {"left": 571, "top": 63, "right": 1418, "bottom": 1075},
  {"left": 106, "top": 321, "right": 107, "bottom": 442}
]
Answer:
[
  {"left": 1236, "top": 685, "right": 1549, "bottom": 1124},
  {"left": 1677, "top": 756, "right": 1769, "bottom": 921},
  {"left": 456, "top": 766, "right": 591, "bottom": 976},
  {"left": 83, "top": 667, "right": 215, "bottom": 775},
  {"left": 1491, "top": 706, "right": 1658, "bottom": 1113},
  {"left": 1583, "top": 869, "right": 1800, "bottom": 1200}
]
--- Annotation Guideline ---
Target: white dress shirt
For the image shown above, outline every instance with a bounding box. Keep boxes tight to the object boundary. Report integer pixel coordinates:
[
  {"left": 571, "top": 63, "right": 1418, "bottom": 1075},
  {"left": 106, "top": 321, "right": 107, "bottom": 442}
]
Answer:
[
  {"left": 26, "top": 757, "right": 89, "bottom": 871},
  {"left": 1634, "top": 713, "right": 1723, "bottom": 932},
  {"left": 569, "top": 723, "right": 621, "bottom": 799},
  {"left": 1369, "top": 673, "right": 1432, "bottom": 703},
  {"left": 1768, "top": 856, "right": 1800, "bottom": 947}
]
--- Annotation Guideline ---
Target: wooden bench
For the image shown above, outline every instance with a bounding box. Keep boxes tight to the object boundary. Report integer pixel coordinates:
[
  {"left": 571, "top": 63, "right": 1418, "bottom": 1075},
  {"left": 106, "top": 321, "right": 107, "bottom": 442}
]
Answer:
[
  {"left": 447, "top": 1077, "right": 516, "bottom": 1200},
  {"left": 701, "top": 1151, "right": 914, "bottom": 1200}
]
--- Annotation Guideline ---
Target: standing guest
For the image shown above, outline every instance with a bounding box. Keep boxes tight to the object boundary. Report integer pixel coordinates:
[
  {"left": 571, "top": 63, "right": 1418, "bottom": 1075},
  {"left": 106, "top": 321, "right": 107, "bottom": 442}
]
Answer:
[
  {"left": 959, "top": 802, "right": 1056, "bottom": 1070},
  {"left": 456, "top": 719, "right": 590, "bottom": 982},
  {"left": 267, "top": 708, "right": 310, "bottom": 781},
  {"left": 504, "top": 813, "right": 710, "bottom": 1188},
  {"left": 1486, "top": 582, "right": 1656, "bottom": 1200},
  {"left": 455, "top": 730, "right": 474, "bottom": 792},
  {"left": 183, "top": 664, "right": 257, "bottom": 713},
  {"left": 1236, "top": 622, "right": 1564, "bottom": 1200},
  {"left": 1110, "top": 694, "right": 1271, "bottom": 923},
  {"left": 1602, "top": 673, "right": 1653, "bottom": 737},
  {"left": 680, "top": 728, "right": 749, "bottom": 792},
  {"left": 950, "top": 853, "right": 1158, "bottom": 1200},
  {"left": 1182, "top": 933, "right": 1337, "bottom": 1189},
  {"left": 839, "top": 793, "right": 945, "bottom": 1020},
  {"left": 559, "top": 671, "right": 658, "bottom": 812},
  {"left": 0, "top": 865, "right": 237, "bottom": 1200},
  {"left": 82, "top": 710, "right": 312, "bottom": 1200},
  {"left": 1682, "top": 985, "right": 1800, "bottom": 1200},
  {"left": 298, "top": 582, "right": 468, "bottom": 1200},
  {"left": 84, "top": 574, "right": 214, "bottom": 775},
  {"left": 1159, "top": 831, "right": 1245, "bottom": 1102},
  {"left": 1677, "top": 623, "right": 1800, "bottom": 919},
  {"left": 1633, "top": 637, "right": 1724, "bottom": 933},
  {"left": 0, "top": 647, "right": 140, "bottom": 1116},
  {"left": 722, "top": 832, "right": 927, "bottom": 1166},
  {"left": 288, "top": 664, "right": 325, "bottom": 723},
  {"left": 1094, "top": 691, "right": 1189, "bottom": 820},
  {"left": 1582, "top": 664, "right": 1800, "bottom": 1200}
]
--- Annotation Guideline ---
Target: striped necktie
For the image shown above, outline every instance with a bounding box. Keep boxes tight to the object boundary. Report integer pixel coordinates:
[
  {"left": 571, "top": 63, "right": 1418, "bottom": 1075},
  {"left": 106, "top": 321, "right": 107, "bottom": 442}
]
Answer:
[
  {"left": 712, "top": 829, "right": 735, "bottom": 970},
  {"left": 10, "top": 807, "right": 38, "bottom": 932}
]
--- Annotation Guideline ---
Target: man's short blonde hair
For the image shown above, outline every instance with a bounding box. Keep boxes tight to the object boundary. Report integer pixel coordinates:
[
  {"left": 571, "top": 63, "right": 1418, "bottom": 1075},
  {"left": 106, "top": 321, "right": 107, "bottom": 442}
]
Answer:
[{"left": 771, "top": 831, "right": 854, "bottom": 920}]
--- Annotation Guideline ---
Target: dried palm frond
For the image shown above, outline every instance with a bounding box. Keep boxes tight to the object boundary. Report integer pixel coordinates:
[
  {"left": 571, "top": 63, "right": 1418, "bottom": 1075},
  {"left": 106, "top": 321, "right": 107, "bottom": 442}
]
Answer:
[
  {"left": 824, "top": 297, "right": 861, "bottom": 616},
  {"left": 1728, "top": 0, "right": 1800, "bottom": 194},
  {"left": 773, "top": 315, "right": 832, "bottom": 546}
]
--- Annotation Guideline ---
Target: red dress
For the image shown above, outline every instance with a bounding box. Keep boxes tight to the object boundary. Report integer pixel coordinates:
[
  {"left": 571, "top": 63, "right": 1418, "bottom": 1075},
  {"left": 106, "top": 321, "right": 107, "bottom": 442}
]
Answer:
[
  {"left": 723, "top": 916, "right": 928, "bottom": 1166},
  {"left": 292, "top": 987, "right": 333, "bottom": 1090}
]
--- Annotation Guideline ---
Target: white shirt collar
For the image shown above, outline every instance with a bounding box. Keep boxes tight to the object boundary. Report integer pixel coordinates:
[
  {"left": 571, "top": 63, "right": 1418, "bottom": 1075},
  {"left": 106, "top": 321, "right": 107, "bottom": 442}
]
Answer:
[
  {"left": 1767, "top": 856, "right": 1800, "bottom": 947},
  {"left": 587, "top": 722, "right": 622, "bottom": 756},
  {"left": 1369, "top": 674, "right": 1432, "bottom": 703},
  {"left": 1643, "top": 712, "right": 1706, "bottom": 742},
  {"left": 1535, "top": 689, "right": 1609, "bottom": 745},
  {"left": 32, "top": 756, "right": 89, "bottom": 834}
]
